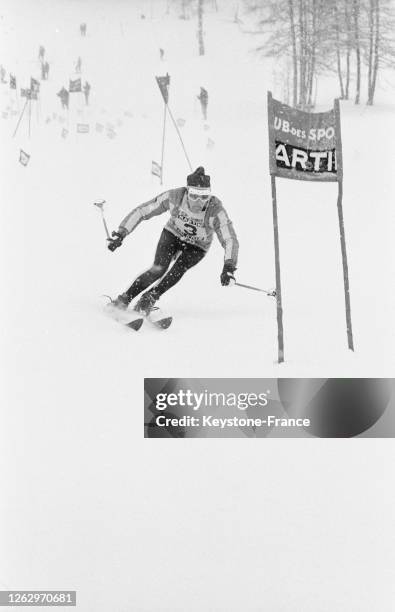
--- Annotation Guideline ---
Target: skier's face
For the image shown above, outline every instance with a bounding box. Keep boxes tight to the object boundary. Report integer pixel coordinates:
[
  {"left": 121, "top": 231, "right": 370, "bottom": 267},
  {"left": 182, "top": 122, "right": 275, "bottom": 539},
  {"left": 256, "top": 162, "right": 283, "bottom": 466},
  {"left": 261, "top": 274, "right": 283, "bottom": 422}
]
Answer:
[{"left": 187, "top": 191, "right": 210, "bottom": 212}]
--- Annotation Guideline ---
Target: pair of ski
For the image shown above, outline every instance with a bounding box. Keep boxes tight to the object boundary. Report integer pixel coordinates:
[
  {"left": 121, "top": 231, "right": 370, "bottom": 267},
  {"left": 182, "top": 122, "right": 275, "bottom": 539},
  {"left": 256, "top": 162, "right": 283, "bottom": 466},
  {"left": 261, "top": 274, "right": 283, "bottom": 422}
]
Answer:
[
  {"left": 108, "top": 303, "right": 172, "bottom": 331},
  {"left": 125, "top": 307, "right": 172, "bottom": 331}
]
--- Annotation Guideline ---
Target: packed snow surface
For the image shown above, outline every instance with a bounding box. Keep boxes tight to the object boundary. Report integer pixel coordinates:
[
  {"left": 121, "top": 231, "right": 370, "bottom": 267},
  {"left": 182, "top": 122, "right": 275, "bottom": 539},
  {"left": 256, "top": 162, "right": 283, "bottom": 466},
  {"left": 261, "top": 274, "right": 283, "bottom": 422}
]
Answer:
[{"left": 1, "top": 1, "right": 394, "bottom": 611}]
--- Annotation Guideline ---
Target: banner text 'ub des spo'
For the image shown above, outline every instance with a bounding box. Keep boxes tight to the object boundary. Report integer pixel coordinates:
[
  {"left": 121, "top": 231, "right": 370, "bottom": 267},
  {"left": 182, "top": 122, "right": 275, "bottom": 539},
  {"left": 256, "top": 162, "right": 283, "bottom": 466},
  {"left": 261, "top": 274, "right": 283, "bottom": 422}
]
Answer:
[{"left": 268, "top": 94, "right": 343, "bottom": 182}]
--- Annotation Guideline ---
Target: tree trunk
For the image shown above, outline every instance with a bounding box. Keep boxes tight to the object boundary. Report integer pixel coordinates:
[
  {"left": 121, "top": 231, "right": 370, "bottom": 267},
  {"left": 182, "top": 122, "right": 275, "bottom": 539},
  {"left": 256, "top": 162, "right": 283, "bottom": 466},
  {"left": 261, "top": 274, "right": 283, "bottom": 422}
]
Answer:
[
  {"left": 298, "top": 0, "right": 307, "bottom": 107},
  {"left": 345, "top": 1, "right": 351, "bottom": 99},
  {"left": 288, "top": 0, "right": 298, "bottom": 107},
  {"left": 367, "top": 0, "right": 374, "bottom": 102},
  {"left": 307, "top": 0, "right": 317, "bottom": 107},
  {"left": 335, "top": 0, "right": 345, "bottom": 98},
  {"left": 284, "top": 61, "right": 291, "bottom": 105},
  {"left": 368, "top": 0, "right": 380, "bottom": 105},
  {"left": 198, "top": 0, "right": 205, "bottom": 56},
  {"left": 353, "top": 0, "right": 361, "bottom": 104}
]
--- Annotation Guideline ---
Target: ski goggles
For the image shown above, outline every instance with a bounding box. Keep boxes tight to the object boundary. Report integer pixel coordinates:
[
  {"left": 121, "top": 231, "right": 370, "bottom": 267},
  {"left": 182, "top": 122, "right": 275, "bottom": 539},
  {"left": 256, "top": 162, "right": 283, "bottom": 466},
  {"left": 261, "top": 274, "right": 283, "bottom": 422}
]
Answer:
[{"left": 187, "top": 187, "right": 211, "bottom": 202}]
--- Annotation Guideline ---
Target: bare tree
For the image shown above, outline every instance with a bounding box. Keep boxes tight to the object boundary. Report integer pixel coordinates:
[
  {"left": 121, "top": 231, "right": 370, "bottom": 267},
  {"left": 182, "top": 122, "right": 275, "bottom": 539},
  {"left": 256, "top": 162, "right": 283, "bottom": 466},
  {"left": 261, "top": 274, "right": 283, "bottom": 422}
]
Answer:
[
  {"left": 179, "top": 0, "right": 193, "bottom": 20},
  {"left": 198, "top": 0, "right": 205, "bottom": 55},
  {"left": 288, "top": 0, "right": 298, "bottom": 107},
  {"left": 352, "top": 0, "right": 361, "bottom": 104},
  {"left": 242, "top": 0, "right": 395, "bottom": 106},
  {"left": 247, "top": 0, "right": 324, "bottom": 109},
  {"left": 367, "top": 0, "right": 379, "bottom": 104},
  {"left": 334, "top": 0, "right": 345, "bottom": 98},
  {"left": 298, "top": 0, "right": 307, "bottom": 106},
  {"left": 306, "top": 0, "right": 319, "bottom": 107},
  {"left": 344, "top": 1, "right": 352, "bottom": 98}
]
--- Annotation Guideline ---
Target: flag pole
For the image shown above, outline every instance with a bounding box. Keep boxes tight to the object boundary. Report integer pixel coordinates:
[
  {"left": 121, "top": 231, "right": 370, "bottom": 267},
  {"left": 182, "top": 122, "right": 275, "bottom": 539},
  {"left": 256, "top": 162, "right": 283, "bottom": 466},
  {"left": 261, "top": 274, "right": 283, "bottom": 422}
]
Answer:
[
  {"left": 155, "top": 74, "right": 193, "bottom": 173},
  {"left": 166, "top": 104, "right": 193, "bottom": 171},
  {"left": 160, "top": 101, "right": 167, "bottom": 185},
  {"left": 334, "top": 98, "right": 354, "bottom": 351},
  {"left": 337, "top": 179, "right": 354, "bottom": 350},
  {"left": 28, "top": 96, "right": 32, "bottom": 138},
  {"left": 267, "top": 91, "right": 284, "bottom": 363},
  {"left": 12, "top": 98, "right": 28, "bottom": 138},
  {"left": 271, "top": 174, "right": 285, "bottom": 363}
]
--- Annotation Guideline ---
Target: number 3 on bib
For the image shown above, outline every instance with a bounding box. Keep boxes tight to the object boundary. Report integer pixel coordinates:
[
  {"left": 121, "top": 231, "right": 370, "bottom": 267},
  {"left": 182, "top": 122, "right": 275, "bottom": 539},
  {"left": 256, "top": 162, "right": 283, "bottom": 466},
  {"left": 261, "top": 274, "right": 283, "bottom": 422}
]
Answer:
[{"left": 184, "top": 223, "right": 198, "bottom": 236}]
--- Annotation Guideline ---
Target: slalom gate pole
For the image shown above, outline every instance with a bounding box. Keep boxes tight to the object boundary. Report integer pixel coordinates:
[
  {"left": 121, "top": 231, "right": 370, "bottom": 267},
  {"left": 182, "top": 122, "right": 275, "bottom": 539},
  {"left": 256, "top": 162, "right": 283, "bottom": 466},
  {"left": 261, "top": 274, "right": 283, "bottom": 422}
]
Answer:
[
  {"left": 160, "top": 100, "right": 167, "bottom": 185},
  {"left": 271, "top": 174, "right": 284, "bottom": 363},
  {"left": 93, "top": 200, "right": 111, "bottom": 239},
  {"left": 12, "top": 98, "right": 28, "bottom": 138},
  {"left": 337, "top": 178, "right": 354, "bottom": 351},
  {"left": 234, "top": 282, "right": 276, "bottom": 297},
  {"left": 166, "top": 103, "right": 193, "bottom": 171},
  {"left": 28, "top": 97, "right": 32, "bottom": 138},
  {"left": 334, "top": 98, "right": 354, "bottom": 352}
]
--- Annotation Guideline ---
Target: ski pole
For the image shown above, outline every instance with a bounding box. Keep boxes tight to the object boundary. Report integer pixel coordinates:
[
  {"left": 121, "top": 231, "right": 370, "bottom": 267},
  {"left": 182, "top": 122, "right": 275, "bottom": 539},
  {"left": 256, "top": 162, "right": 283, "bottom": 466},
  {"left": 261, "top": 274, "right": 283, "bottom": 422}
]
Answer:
[
  {"left": 93, "top": 200, "right": 110, "bottom": 239},
  {"left": 234, "top": 282, "right": 276, "bottom": 297}
]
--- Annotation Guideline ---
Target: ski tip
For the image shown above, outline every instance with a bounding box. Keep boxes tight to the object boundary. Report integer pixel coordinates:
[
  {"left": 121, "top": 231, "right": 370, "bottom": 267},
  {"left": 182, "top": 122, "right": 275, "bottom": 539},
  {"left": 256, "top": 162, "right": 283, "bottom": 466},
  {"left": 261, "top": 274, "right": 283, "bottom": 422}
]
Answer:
[
  {"left": 126, "top": 318, "right": 144, "bottom": 331},
  {"left": 102, "top": 294, "right": 114, "bottom": 304},
  {"left": 155, "top": 316, "right": 173, "bottom": 329}
]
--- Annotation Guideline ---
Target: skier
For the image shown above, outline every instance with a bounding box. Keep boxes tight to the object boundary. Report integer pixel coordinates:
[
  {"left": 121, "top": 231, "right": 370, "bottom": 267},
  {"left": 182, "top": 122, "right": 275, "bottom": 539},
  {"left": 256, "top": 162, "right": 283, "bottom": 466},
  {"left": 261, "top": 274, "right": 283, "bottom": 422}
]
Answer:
[
  {"left": 80, "top": 22, "right": 87, "bottom": 37},
  {"left": 0, "top": 65, "right": 6, "bottom": 83},
  {"left": 44, "top": 61, "right": 50, "bottom": 80},
  {"left": 159, "top": 48, "right": 164, "bottom": 60},
  {"left": 75, "top": 56, "right": 82, "bottom": 73},
  {"left": 57, "top": 87, "right": 69, "bottom": 110},
  {"left": 107, "top": 166, "right": 239, "bottom": 314},
  {"left": 38, "top": 45, "right": 45, "bottom": 61},
  {"left": 83, "top": 81, "right": 91, "bottom": 105},
  {"left": 197, "top": 87, "right": 208, "bottom": 120}
]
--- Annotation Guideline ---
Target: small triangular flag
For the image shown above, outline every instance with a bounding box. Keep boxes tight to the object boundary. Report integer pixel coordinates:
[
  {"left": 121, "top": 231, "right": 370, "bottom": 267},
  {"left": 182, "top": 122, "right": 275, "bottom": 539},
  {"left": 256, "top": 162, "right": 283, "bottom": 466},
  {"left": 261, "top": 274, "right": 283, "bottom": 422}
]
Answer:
[
  {"left": 151, "top": 161, "right": 161, "bottom": 178},
  {"left": 19, "top": 150, "right": 30, "bottom": 166}
]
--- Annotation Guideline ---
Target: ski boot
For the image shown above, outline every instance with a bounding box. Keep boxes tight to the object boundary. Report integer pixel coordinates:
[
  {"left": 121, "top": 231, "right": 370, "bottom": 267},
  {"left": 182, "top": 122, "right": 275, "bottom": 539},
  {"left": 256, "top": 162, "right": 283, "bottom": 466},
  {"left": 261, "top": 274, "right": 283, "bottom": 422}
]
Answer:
[
  {"left": 110, "top": 292, "right": 131, "bottom": 310},
  {"left": 134, "top": 289, "right": 159, "bottom": 316}
]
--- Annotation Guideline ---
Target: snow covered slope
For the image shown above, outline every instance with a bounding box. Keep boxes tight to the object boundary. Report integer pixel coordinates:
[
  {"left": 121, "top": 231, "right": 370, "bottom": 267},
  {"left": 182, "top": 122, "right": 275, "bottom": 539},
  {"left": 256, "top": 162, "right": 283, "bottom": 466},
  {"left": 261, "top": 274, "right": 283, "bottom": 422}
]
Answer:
[
  {"left": 1, "top": 1, "right": 394, "bottom": 611},
  {"left": 1, "top": 1, "right": 394, "bottom": 380},
  {"left": 1, "top": 0, "right": 394, "bottom": 377}
]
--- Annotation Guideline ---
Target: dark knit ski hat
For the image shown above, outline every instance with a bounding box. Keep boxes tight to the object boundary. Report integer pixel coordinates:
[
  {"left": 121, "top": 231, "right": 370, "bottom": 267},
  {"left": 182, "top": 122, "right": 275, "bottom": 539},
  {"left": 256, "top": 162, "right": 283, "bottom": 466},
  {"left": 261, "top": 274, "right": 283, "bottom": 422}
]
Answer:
[{"left": 187, "top": 166, "right": 210, "bottom": 189}]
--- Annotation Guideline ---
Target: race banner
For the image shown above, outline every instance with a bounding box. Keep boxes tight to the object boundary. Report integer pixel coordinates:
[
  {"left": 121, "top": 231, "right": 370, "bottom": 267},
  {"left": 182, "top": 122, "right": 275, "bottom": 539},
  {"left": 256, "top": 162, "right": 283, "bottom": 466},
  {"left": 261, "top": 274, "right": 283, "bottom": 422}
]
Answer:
[
  {"left": 69, "top": 78, "right": 82, "bottom": 93},
  {"left": 266, "top": 92, "right": 352, "bottom": 363},
  {"left": 267, "top": 94, "right": 342, "bottom": 182},
  {"left": 76, "top": 123, "right": 89, "bottom": 133},
  {"left": 21, "top": 88, "right": 38, "bottom": 100}
]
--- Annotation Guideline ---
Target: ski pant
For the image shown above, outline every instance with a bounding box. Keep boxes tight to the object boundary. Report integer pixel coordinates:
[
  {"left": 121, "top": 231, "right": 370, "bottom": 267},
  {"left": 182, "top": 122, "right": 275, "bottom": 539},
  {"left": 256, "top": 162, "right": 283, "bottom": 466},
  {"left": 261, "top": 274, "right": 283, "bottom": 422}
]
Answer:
[{"left": 125, "top": 228, "right": 206, "bottom": 300}]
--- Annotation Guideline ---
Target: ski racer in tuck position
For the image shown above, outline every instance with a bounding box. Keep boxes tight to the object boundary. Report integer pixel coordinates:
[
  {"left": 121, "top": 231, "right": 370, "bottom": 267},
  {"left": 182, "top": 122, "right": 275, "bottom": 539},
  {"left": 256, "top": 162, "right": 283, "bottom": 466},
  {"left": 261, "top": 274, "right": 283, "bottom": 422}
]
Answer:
[{"left": 108, "top": 166, "right": 239, "bottom": 314}]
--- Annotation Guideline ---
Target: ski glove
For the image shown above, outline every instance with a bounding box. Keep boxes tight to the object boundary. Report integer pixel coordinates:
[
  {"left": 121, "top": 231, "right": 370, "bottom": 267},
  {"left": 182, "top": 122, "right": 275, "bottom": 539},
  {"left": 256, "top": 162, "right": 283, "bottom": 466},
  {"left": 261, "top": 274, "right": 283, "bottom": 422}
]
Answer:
[
  {"left": 220, "top": 260, "right": 236, "bottom": 286},
  {"left": 107, "top": 229, "right": 126, "bottom": 252}
]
